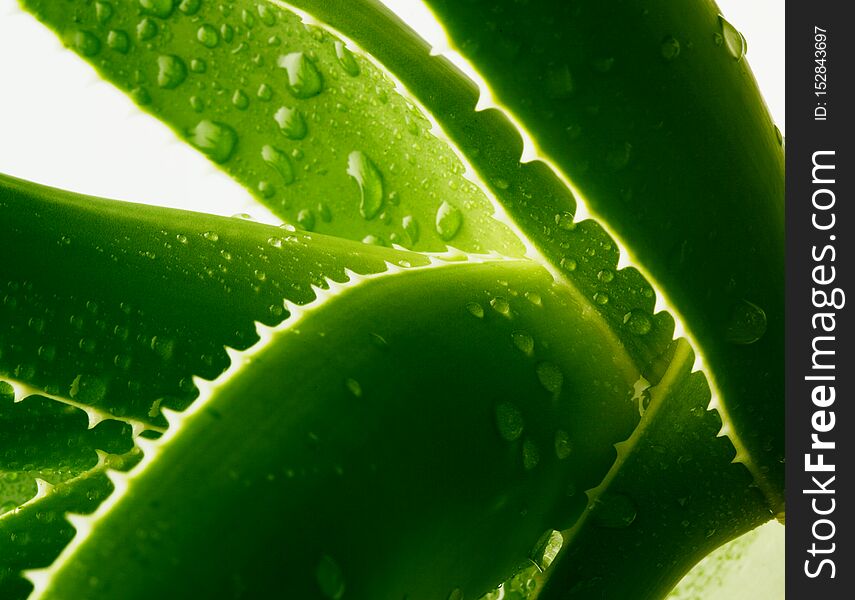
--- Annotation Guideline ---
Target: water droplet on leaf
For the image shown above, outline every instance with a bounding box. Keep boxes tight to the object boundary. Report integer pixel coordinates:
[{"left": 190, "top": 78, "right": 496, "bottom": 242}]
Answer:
[
  {"left": 278, "top": 52, "right": 323, "bottom": 98},
  {"left": 435, "top": 201, "right": 463, "bottom": 241},
  {"left": 188, "top": 120, "right": 237, "bottom": 164},
  {"left": 347, "top": 151, "right": 384, "bottom": 219}
]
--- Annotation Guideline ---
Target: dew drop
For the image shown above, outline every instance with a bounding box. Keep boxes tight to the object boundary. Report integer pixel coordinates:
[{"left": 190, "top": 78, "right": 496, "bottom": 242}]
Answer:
[
  {"left": 536, "top": 362, "right": 563, "bottom": 396},
  {"left": 347, "top": 151, "right": 384, "bottom": 220},
  {"left": 447, "top": 589, "right": 464, "bottom": 600},
  {"left": 495, "top": 401, "right": 524, "bottom": 442},
  {"left": 95, "top": 2, "right": 113, "bottom": 25},
  {"left": 334, "top": 41, "right": 360, "bottom": 76},
  {"left": 257, "top": 83, "right": 273, "bottom": 101},
  {"left": 593, "top": 292, "right": 609, "bottom": 305},
  {"left": 525, "top": 291, "right": 542, "bottom": 306},
  {"left": 257, "top": 3, "right": 277, "bottom": 26},
  {"left": 597, "top": 269, "right": 614, "bottom": 283},
  {"left": 297, "top": 209, "right": 316, "bottom": 231},
  {"left": 554, "top": 429, "right": 573, "bottom": 459},
  {"left": 196, "top": 24, "right": 219, "bottom": 48},
  {"left": 190, "top": 58, "right": 207, "bottom": 73},
  {"left": 156, "top": 55, "right": 187, "bottom": 89},
  {"left": 559, "top": 257, "right": 577, "bottom": 272},
  {"left": 139, "top": 0, "right": 174, "bottom": 18},
  {"left": 490, "top": 296, "right": 510, "bottom": 317},
  {"left": 73, "top": 31, "right": 101, "bottom": 57},
  {"left": 278, "top": 52, "right": 323, "bottom": 99},
  {"left": 555, "top": 211, "right": 576, "bottom": 231},
  {"left": 261, "top": 145, "right": 295, "bottom": 185},
  {"left": 530, "top": 529, "right": 563, "bottom": 571},
  {"left": 345, "top": 378, "right": 362, "bottom": 398},
  {"left": 402, "top": 215, "right": 419, "bottom": 246},
  {"left": 623, "top": 309, "right": 652, "bottom": 336},
  {"left": 178, "top": 0, "right": 201, "bottom": 15},
  {"left": 660, "top": 35, "right": 680, "bottom": 60},
  {"left": 522, "top": 439, "right": 540, "bottom": 470},
  {"left": 137, "top": 18, "right": 157, "bottom": 41},
  {"left": 315, "top": 554, "right": 345, "bottom": 600},
  {"left": 435, "top": 201, "right": 463, "bottom": 241},
  {"left": 188, "top": 120, "right": 237, "bottom": 164},
  {"left": 511, "top": 331, "right": 534, "bottom": 357},
  {"left": 267, "top": 237, "right": 284, "bottom": 249},
  {"left": 106, "top": 30, "right": 129, "bottom": 53},
  {"left": 719, "top": 15, "right": 747, "bottom": 61},
  {"left": 466, "top": 302, "right": 484, "bottom": 319},
  {"left": 725, "top": 299, "right": 767, "bottom": 344},
  {"left": 274, "top": 106, "right": 307, "bottom": 140},
  {"left": 232, "top": 89, "right": 250, "bottom": 110},
  {"left": 591, "top": 492, "right": 637, "bottom": 528}
]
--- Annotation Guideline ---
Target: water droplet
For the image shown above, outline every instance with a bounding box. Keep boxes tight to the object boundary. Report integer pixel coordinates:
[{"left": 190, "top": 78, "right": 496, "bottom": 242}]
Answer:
[
  {"left": 278, "top": 52, "right": 323, "bottom": 98},
  {"left": 270, "top": 107, "right": 307, "bottom": 141},
  {"left": 719, "top": 16, "right": 747, "bottom": 61},
  {"left": 520, "top": 439, "right": 541, "bottom": 471},
  {"left": 156, "top": 55, "right": 186, "bottom": 89},
  {"left": 95, "top": 2, "right": 113, "bottom": 25},
  {"left": 345, "top": 378, "right": 362, "bottom": 398},
  {"left": 315, "top": 554, "right": 345, "bottom": 600},
  {"left": 402, "top": 215, "right": 419, "bottom": 246},
  {"left": 555, "top": 211, "right": 576, "bottom": 231},
  {"left": 495, "top": 401, "right": 524, "bottom": 442},
  {"left": 318, "top": 203, "right": 332, "bottom": 222},
  {"left": 73, "top": 31, "right": 101, "bottom": 57},
  {"left": 347, "top": 151, "right": 384, "bottom": 220},
  {"left": 435, "top": 201, "right": 463, "bottom": 241},
  {"left": 267, "top": 237, "right": 284, "bottom": 249},
  {"left": 530, "top": 529, "right": 563, "bottom": 570},
  {"left": 525, "top": 291, "right": 542, "bottom": 306},
  {"left": 188, "top": 120, "right": 237, "bottom": 164},
  {"left": 261, "top": 145, "right": 295, "bottom": 185},
  {"left": 190, "top": 58, "right": 206, "bottom": 73},
  {"left": 447, "top": 589, "right": 464, "bottom": 600},
  {"left": 137, "top": 18, "right": 157, "bottom": 41},
  {"left": 623, "top": 310, "right": 652, "bottom": 336},
  {"left": 334, "top": 41, "right": 360, "bottom": 76},
  {"left": 230, "top": 90, "right": 249, "bottom": 110},
  {"left": 196, "top": 24, "right": 219, "bottom": 48},
  {"left": 257, "top": 3, "right": 277, "bottom": 26},
  {"left": 559, "top": 257, "right": 577, "bottom": 272},
  {"left": 203, "top": 231, "right": 219, "bottom": 242},
  {"left": 466, "top": 302, "right": 484, "bottom": 319},
  {"left": 106, "top": 30, "right": 129, "bottom": 53},
  {"left": 257, "top": 83, "right": 273, "bottom": 101},
  {"left": 297, "top": 209, "right": 316, "bottom": 231},
  {"left": 511, "top": 331, "right": 534, "bottom": 356},
  {"left": 178, "top": 0, "right": 201, "bottom": 16},
  {"left": 660, "top": 35, "right": 681, "bottom": 60},
  {"left": 597, "top": 269, "right": 614, "bottom": 283},
  {"left": 139, "top": 0, "right": 174, "bottom": 18},
  {"left": 132, "top": 87, "right": 151, "bottom": 106},
  {"left": 554, "top": 429, "right": 572, "bottom": 459},
  {"left": 220, "top": 23, "right": 234, "bottom": 43},
  {"left": 593, "top": 292, "right": 609, "bottom": 305},
  {"left": 591, "top": 492, "right": 637, "bottom": 528},
  {"left": 725, "top": 299, "right": 767, "bottom": 344},
  {"left": 774, "top": 125, "right": 783, "bottom": 146},
  {"left": 536, "top": 362, "right": 563, "bottom": 396},
  {"left": 490, "top": 296, "right": 510, "bottom": 317}
]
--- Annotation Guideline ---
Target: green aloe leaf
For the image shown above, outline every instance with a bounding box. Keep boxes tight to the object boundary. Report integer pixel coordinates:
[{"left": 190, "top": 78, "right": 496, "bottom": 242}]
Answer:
[{"left": 2, "top": 0, "right": 784, "bottom": 598}]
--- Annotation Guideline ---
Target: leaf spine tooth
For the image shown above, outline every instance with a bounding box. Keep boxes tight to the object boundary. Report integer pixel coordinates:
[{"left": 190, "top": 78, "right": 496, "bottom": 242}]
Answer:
[{"left": 33, "top": 478, "right": 54, "bottom": 499}]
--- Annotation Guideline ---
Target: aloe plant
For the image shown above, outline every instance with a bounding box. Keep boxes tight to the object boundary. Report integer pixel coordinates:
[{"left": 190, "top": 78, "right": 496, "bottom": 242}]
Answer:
[{"left": 0, "top": 1, "right": 783, "bottom": 599}]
